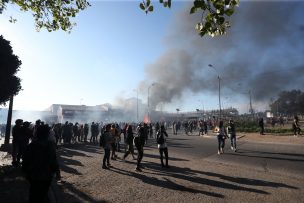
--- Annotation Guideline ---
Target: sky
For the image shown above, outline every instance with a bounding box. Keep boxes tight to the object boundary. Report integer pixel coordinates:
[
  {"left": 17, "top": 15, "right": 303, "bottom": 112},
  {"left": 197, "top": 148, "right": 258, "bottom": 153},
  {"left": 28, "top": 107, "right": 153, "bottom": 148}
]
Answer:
[{"left": 1, "top": 0, "right": 304, "bottom": 114}]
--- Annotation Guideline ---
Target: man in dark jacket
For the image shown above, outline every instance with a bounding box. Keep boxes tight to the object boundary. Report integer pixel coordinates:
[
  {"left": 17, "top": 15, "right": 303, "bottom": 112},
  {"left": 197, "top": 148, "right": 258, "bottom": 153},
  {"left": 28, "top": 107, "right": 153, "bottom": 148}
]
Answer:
[
  {"left": 259, "top": 118, "right": 265, "bottom": 135},
  {"left": 134, "top": 123, "right": 147, "bottom": 172},
  {"left": 22, "top": 124, "right": 59, "bottom": 203},
  {"left": 12, "top": 119, "right": 24, "bottom": 167}
]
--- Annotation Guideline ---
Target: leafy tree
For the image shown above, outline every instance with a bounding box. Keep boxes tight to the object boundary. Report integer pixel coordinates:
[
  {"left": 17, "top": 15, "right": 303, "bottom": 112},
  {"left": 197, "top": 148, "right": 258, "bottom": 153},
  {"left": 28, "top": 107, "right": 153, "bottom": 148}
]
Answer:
[
  {"left": 270, "top": 90, "right": 304, "bottom": 116},
  {"left": 1, "top": 0, "right": 238, "bottom": 36},
  {"left": 140, "top": 0, "right": 240, "bottom": 37},
  {"left": 0, "top": 0, "right": 91, "bottom": 32},
  {"left": 0, "top": 35, "right": 22, "bottom": 105}
]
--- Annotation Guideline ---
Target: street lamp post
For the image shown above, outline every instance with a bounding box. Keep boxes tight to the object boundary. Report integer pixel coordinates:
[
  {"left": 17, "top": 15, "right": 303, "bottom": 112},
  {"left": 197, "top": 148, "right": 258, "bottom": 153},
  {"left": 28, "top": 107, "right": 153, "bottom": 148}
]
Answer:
[
  {"left": 133, "top": 89, "right": 139, "bottom": 122},
  {"left": 208, "top": 64, "right": 222, "bottom": 119},
  {"left": 147, "top": 83, "right": 155, "bottom": 123}
]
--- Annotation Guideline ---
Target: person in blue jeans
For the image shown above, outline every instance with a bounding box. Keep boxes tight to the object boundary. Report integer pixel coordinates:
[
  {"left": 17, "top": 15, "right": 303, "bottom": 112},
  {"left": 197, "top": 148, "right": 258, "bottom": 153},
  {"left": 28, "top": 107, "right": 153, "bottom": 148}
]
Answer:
[
  {"left": 227, "top": 119, "right": 237, "bottom": 152},
  {"left": 217, "top": 121, "right": 227, "bottom": 155},
  {"left": 101, "top": 124, "right": 114, "bottom": 169},
  {"left": 157, "top": 125, "right": 169, "bottom": 168}
]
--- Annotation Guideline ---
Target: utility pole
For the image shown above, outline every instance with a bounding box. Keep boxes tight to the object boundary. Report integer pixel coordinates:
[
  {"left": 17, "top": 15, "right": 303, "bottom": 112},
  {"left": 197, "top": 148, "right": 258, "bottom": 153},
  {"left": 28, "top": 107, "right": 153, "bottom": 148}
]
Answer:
[
  {"left": 147, "top": 83, "right": 155, "bottom": 123},
  {"left": 208, "top": 64, "right": 222, "bottom": 120},
  {"left": 4, "top": 95, "right": 13, "bottom": 145},
  {"left": 249, "top": 90, "right": 254, "bottom": 118}
]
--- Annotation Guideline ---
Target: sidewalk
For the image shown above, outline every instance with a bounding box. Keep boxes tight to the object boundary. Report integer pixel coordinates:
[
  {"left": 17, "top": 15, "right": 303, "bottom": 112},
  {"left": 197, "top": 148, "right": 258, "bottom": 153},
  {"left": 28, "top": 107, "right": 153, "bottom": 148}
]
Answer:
[
  {"left": 237, "top": 133, "right": 304, "bottom": 145},
  {"left": 200, "top": 132, "right": 304, "bottom": 145}
]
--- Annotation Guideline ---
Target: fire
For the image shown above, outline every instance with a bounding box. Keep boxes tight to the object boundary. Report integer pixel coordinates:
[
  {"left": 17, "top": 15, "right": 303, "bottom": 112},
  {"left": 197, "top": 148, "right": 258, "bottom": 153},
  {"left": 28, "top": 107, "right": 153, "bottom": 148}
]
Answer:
[{"left": 143, "top": 115, "right": 149, "bottom": 123}]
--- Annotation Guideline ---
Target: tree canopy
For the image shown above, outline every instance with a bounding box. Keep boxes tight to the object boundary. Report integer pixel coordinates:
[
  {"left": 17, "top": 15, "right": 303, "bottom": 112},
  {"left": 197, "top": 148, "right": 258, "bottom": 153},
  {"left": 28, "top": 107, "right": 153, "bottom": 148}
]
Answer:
[
  {"left": 140, "top": 0, "right": 239, "bottom": 37},
  {"left": 270, "top": 90, "right": 304, "bottom": 116},
  {"left": 0, "top": 35, "right": 22, "bottom": 105},
  {"left": 1, "top": 0, "right": 239, "bottom": 36},
  {"left": 0, "top": 0, "right": 91, "bottom": 32}
]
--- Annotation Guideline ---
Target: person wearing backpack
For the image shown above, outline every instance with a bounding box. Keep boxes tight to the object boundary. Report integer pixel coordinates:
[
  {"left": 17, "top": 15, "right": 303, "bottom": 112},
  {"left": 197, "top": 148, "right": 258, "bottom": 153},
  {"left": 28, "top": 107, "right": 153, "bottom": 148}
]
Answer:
[
  {"left": 217, "top": 120, "right": 228, "bottom": 155},
  {"left": 134, "top": 123, "right": 147, "bottom": 172},
  {"left": 100, "top": 124, "right": 114, "bottom": 169},
  {"left": 227, "top": 119, "right": 237, "bottom": 152},
  {"left": 123, "top": 124, "right": 136, "bottom": 160},
  {"left": 157, "top": 125, "right": 169, "bottom": 168}
]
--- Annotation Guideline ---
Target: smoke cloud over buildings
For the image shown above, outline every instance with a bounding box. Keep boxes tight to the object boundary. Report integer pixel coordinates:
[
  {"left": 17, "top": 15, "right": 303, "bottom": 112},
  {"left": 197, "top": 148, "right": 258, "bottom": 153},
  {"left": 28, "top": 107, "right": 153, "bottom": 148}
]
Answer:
[{"left": 138, "top": 1, "right": 304, "bottom": 110}]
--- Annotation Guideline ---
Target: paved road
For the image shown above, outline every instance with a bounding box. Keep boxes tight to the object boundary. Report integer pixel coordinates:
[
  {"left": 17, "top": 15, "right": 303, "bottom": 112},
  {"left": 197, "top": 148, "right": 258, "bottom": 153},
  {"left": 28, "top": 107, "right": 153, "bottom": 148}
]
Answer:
[
  {"left": 152, "top": 132, "right": 304, "bottom": 178},
  {"left": 1, "top": 132, "right": 303, "bottom": 203}
]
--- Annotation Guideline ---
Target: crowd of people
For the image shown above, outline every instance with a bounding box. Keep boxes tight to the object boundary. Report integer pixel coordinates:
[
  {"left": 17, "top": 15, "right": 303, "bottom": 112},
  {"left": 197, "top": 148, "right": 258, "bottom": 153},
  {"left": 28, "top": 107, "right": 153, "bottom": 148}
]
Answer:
[
  {"left": 8, "top": 118, "right": 173, "bottom": 201},
  {"left": 4, "top": 115, "right": 302, "bottom": 202}
]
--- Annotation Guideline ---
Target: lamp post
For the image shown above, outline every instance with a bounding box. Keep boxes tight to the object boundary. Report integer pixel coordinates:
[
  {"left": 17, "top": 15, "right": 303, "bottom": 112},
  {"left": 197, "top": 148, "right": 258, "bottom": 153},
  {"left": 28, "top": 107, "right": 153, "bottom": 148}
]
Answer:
[
  {"left": 4, "top": 95, "right": 13, "bottom": 145},
  {"left": 147, "top": 83, "right": 155, "bottom": 123},
  {"left": 133, "top": 89, "right": 139, "bottom": 122},
  {"left": 208, "top": 64, "right": 222, "bottom": 119}
]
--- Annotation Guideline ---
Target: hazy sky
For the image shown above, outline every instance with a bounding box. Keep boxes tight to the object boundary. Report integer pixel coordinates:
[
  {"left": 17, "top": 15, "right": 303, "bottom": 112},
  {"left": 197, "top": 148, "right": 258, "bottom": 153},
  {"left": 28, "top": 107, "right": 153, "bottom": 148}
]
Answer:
[{"left": 1, "top": 1, "right": 304, "bottom": 114}]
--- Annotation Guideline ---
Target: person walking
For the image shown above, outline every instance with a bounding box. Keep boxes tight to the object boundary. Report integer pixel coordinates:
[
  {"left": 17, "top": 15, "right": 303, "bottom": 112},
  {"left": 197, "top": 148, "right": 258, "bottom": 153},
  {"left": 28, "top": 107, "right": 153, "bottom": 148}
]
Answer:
[
  {"left": 100, "top": 124, "right": 114, "bottom": 169},
  {"left": 123, "top": 124, "right": 136, "bottom": 160},
  {"left": 156, "top": 125, "right": 169, "bottom": 168},
  {"left": 227, "top": 119, "right": 237, "bottom": 152},
  {"left": 110, "top": 124, "right": 119, "bottom": 160},
  {"left": 259, "top": 118, "right": 265, "bottom": 135},
  {"left": 134, "top": 123, "right": 147, "bottom": 172},
  {"left": 293, "top": 115, "right": 301, "bottom": 136},
  {"left": 22, "top": 124, "right": 60, "bottom": 203},
  {"left": 217, "top": 120, "right": 227, "bottom": 155},
  {"left": 12, "top": 119, "right": 24, "bottom": 167}
]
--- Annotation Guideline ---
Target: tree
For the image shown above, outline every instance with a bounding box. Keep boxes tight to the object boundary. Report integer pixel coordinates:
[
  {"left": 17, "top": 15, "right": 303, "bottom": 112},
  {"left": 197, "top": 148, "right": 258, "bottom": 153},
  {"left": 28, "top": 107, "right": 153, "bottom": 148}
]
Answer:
[
  {"left": 1, "top": 0, "right": 238, "bottom": 36},
  {"left": 0, "top": 0, "right": 91, "bottom": 32},
  {"left": 0, "top": 35, "right": 22, "bottom": 105},
  {"left": 140, "top": 0, "right": 239, "bottom": 37},
  {"left": 269, "top": 90, "right": 304, "bottom": 116}
]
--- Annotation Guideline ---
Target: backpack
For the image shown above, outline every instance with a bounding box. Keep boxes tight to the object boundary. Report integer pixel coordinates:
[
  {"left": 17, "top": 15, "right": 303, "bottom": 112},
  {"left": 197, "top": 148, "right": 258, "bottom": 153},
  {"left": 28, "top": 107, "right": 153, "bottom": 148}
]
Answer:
[
  {"left": 99, "top": 133, "right": 106, "bottom": 147},
  {"left": 134, "top": 126, "right": 145, "bottom": 146},
  {"left": 157, "top": 131, "right": 165, "bottom": 144}
]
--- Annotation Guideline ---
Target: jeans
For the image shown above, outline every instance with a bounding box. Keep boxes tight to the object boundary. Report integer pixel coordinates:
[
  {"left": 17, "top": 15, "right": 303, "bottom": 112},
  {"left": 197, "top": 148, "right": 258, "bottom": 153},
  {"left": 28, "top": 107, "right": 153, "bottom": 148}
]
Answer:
[
  {"left": 230, "top": 134, "right": 236, "bottom": 149},
  {"left": 103, "top": 148, "right": 110, "bottom": 166},
  {"left": 217, "top": 135, "right": 225, "bottom": 151},
  {"left": 159, "top": 147, "right": 168, "bottom": 167},
  {"left": 135, "top": 144, "right": 144, "bottom": 168}
]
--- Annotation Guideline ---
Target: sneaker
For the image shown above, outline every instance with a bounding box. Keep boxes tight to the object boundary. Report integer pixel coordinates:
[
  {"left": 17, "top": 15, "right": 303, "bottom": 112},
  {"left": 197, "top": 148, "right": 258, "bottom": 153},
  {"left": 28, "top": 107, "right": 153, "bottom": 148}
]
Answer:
[
  {"left": 102, "top": 165, "right": 109, "bottom": 169},
  {"left": 135, "top": 167, "right": 142, "bottom": 172},
  {"left": 234, "top": 148, "right": 237, "bottom": 152},
  {"left": 231, "top": 146, "right": 234, "bottom": 150},
  {"left": 217, "top": 151, "right": 221, "bottom": 155}
]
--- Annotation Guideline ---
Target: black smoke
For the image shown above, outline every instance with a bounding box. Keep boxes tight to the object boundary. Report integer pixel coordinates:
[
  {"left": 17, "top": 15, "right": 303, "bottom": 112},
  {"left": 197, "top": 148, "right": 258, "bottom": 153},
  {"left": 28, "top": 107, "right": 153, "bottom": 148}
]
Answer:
[{"left": 139, "top": 1, "right": 304, "bottom": 109}]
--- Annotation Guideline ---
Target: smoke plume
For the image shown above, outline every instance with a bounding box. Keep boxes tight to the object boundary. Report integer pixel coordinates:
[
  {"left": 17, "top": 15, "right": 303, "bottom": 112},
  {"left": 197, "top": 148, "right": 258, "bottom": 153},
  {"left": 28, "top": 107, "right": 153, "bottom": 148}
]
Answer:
[{"left": 139, "top": 1, "right": 304, "bottom": 109}]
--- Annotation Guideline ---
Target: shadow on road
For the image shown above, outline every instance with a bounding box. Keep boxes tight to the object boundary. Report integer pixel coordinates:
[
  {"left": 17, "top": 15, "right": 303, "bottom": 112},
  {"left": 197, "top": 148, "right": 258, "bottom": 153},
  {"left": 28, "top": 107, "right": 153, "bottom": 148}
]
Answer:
[
  {"left": 110, "top": 165, "right": 225, "bottom": 198},
  {"left": 140, "top": 162, "right": 272, "bottom": 195},
  {"left": 197, "top": 171, "right": 298, "bottom": 189},
  {"left": 0, "top": 165, "right": 29, "bottom": 203},
  {"left": 53, "top": 181, "right": 109, "bottom": 203},
  {"left": 239, "top": 149, "right": 304, "bottom": 159},
  {"left": 229, "top": 151, "right": 304, "bottom": 162}
]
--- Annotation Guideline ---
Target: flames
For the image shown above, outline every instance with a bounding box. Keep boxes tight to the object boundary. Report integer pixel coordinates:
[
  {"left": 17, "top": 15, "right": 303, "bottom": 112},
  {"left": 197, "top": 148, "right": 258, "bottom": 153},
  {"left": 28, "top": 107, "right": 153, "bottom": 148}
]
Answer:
[{"left": 143, "top": 115, "right": 149, "bottom": 124}]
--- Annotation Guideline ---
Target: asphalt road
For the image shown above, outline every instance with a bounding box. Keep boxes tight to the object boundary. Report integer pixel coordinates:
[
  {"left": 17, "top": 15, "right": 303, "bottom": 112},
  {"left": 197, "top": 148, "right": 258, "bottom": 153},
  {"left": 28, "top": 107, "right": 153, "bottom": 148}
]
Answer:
[{"left": 157, "top": 131, "right": 304, "bottom": 178}]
